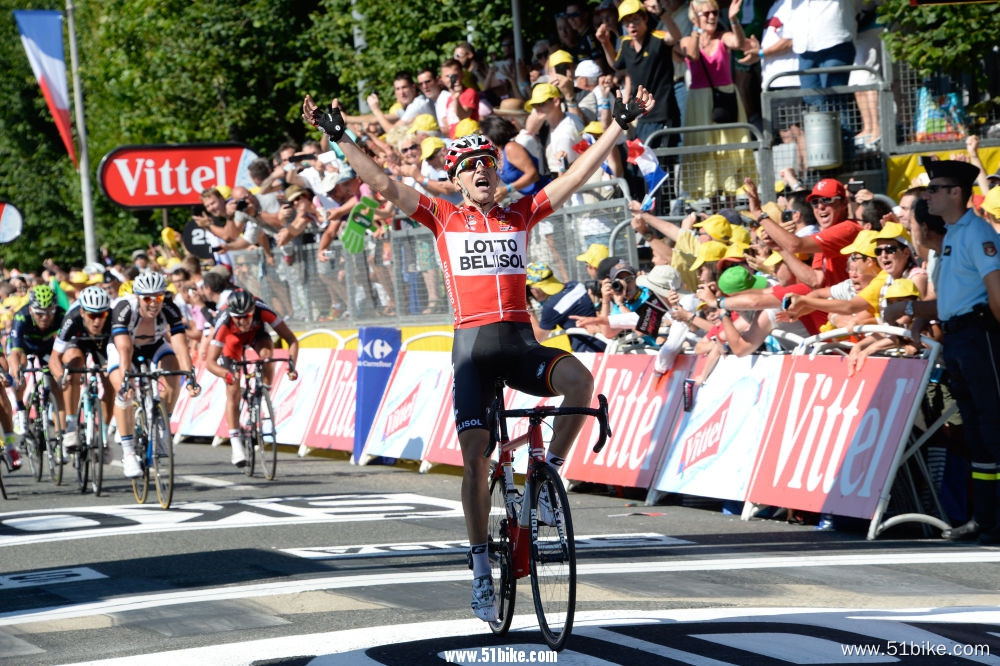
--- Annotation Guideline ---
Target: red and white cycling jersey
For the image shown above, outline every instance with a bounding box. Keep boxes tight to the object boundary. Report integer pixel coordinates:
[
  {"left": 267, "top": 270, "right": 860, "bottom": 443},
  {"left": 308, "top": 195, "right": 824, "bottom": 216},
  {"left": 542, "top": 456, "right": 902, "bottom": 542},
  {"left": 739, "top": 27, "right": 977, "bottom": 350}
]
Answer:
[{"left": 410, "top": 191, "right": 554, "bottom": 329}]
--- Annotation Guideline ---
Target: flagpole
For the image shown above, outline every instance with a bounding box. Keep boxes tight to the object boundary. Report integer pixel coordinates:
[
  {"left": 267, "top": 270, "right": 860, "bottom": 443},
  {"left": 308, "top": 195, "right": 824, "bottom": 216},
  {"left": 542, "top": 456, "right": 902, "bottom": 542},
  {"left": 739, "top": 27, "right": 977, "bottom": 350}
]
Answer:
[{"left": 65, "top": 0, "right": 97, "bottom": 265}]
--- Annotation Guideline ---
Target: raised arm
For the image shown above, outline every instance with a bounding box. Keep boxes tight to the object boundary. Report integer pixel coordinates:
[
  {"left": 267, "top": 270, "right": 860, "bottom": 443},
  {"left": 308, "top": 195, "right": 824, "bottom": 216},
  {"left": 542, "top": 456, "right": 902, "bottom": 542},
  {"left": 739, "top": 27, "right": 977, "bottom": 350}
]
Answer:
[
  {"left": 303, "top": 95, "right": 421, "bottom": 217},
  {"left": 542, "top": 87, "right": 654, "bottom": 211}
]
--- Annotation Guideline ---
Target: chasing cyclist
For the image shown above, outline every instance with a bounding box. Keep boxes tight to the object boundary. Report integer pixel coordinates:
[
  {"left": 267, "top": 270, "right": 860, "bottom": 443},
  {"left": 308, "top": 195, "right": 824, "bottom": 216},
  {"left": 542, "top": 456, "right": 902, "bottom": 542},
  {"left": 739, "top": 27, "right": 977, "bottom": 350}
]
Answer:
[
  {"left": 1, "top": 345, "right": 21, "bottom": 471},
  {"left": 8, "top": 285, "right": 69, "bottom": 459},
  {"left": 49, "top": 286, "right": 115, "bottom": 460},
  {"left": 204, "top": 289, "right": 299, "bottom": 467},
  {"left": 108, "top": 272, "right": 200, "bottom": 478},
  {"left": 303, "top": 85, "right": 654, "bottom": 622}
]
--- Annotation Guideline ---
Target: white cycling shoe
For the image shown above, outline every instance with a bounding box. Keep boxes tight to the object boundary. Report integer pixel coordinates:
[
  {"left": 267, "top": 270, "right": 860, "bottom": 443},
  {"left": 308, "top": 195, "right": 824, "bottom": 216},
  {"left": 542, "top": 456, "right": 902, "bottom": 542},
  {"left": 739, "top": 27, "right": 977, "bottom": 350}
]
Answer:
[
  {"left": 471, "top": 574, "right": 498, "bottom": 622},
  {"left": 231, "top": 443, "right": 247, "bottom": 468},
  {"left": 122, "top": 452, "right": 142, "bottom": 478}
]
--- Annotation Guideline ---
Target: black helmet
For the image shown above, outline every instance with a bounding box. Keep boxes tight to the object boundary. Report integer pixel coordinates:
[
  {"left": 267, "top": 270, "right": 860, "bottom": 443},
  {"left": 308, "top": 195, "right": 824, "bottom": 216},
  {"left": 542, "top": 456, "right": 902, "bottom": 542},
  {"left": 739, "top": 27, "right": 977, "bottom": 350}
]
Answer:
[{"left": 227, "top": 288, "right": 255, "bottom": 316}]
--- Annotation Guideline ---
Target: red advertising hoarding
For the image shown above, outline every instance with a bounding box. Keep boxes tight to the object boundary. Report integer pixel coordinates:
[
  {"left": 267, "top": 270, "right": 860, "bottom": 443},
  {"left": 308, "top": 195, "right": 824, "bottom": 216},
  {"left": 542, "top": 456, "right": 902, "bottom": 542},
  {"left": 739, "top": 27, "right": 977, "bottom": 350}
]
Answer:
[{"left": 98, "top": 143, "right": 258, "bottom": 209}]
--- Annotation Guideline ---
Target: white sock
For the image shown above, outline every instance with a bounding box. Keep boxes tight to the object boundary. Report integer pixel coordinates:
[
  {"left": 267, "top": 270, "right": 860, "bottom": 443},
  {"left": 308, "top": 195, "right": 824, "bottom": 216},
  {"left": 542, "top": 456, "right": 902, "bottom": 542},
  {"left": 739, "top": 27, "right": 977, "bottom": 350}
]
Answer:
[{"left": 470, "top": 543, "right": 490, "bottom": 578}]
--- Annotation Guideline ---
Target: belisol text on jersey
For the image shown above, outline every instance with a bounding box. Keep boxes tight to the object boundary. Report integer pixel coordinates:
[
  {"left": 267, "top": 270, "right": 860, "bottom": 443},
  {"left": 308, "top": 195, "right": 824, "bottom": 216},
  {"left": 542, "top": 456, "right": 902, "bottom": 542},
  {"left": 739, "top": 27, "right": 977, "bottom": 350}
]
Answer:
[{"left": 457, "top": 238, "right": 524, "bottom": 271}]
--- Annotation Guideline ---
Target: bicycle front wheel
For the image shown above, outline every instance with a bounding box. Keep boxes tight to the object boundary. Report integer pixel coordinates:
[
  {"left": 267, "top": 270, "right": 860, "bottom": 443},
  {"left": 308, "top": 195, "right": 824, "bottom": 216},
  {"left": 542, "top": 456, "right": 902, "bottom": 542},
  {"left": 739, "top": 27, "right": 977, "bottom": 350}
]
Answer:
[
  {"left": 43, "top": 408, "right": 63, "bottom": 486},
  {"left": 487, "top": 467, "right": 516, "bottom": 635},
  {"left": 26, "top": 418, "right": 43, "bottom": 482},
  {"left": 74, "top": 409, "right": 89, "bottom": 493},
  {"left": 150, "top": 403, "right": 173, "bottom": 509},
  {"left": 528, "top": 462, "right": 576, "bottom": 652},
  {"left": 131, "top": 406, "right": 150, "bottom": 504},
  {"left": 88, "top": 400, "right": 105, "bottom": 497},
  {"left": 256, "top": 391, "right": 278, "bottom": 480}
]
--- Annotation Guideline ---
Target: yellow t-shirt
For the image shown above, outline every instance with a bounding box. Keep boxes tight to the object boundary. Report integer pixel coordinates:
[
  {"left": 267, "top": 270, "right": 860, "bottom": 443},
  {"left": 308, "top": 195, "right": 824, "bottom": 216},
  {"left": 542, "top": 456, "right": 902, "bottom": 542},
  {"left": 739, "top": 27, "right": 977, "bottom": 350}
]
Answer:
[
  {"left": 856, "top": 270, "right": 888, "bottom": 313},
  {"left": 670, "top": 229, "right": 701, "bottom": 293}
]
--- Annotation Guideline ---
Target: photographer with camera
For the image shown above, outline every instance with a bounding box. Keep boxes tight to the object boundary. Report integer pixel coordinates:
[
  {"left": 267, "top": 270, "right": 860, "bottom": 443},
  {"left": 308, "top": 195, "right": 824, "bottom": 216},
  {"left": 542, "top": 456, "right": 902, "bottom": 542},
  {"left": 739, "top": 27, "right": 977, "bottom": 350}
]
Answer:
[{"left": 526, "top": 262, "right": 606, "bottom": 353}]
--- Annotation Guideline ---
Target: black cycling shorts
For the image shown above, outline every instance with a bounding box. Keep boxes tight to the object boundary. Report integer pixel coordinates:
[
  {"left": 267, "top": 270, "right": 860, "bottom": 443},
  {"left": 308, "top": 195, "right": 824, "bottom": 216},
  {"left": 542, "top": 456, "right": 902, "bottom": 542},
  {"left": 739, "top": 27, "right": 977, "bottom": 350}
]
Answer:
[{"left": 451, "top": 321, "right": 572, "bottom": 435}]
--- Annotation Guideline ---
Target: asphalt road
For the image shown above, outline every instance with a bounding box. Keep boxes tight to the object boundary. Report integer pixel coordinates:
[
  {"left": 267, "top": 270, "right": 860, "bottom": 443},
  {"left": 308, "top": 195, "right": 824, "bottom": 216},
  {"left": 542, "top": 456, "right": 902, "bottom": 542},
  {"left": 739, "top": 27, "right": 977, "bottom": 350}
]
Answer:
[{"left": 2, "top": 440, "right": 999, "bottom": 665}]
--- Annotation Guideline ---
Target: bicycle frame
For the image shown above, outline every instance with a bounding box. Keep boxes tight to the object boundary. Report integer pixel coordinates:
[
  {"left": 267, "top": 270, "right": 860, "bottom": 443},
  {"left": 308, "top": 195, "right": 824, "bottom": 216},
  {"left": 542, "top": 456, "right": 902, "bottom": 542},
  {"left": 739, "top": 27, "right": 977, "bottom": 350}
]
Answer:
[
  {"left": 21, "top": 358, "right": 63, "bottom": 485},
  {"left": 229, "top": 353, "right": 291, "bottom": 480},
  {"left": 484, "top": 381, "right": 611, "bottom": 650},
  {"left": 488, "top": 390, "right": 611, "bottom": 578},
  {"left": 65, "top": 358, "right": 108, "bottom": 496}
]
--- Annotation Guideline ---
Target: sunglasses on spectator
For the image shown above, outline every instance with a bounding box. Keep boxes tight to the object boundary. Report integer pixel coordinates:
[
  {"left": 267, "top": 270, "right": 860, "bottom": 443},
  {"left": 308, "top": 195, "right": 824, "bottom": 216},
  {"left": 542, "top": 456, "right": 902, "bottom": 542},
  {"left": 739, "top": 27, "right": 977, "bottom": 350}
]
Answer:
[
  {"left": 457, "top": 155, "right": 498, "bottom": 173},
  {"left": 875, "top": 245, "right": 902, "bottom": 256},
  {"left": 564, "top": 11, "right": 580, "bottom": 18},
  {"left": 83, "top": 310, "right": 108, "bottom": 320},
  {"left": 417, "top": 78, "right": 435, "bottom": 87},
  {"left": 400, "top": 145, "right": 420, "bottom": 154},
  {"left": 849, "top": 253, "right": 866, "bottom": 261},
  {"left": 810, "top": 196, "right": 841, "bottom": 206},
  {"left": 31, "top": 307, "right": 55, "bottom": 316},
  {"left": 925, "top": 183, "right": 957, "bottom": 193},
  {"left": 140, "top": 293, "right": 165, "bottom": 304},
  {"left": 698, "top": 10, "right": 719, "bottom": 17}
]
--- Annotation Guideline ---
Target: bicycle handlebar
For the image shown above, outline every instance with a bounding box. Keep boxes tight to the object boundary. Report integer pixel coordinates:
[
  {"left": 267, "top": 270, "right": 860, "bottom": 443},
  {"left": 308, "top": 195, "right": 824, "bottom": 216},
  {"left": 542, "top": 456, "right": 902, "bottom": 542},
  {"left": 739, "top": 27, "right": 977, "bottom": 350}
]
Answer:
[
  {"left": 484, "top": 393, "right": 613, "bottom": 457},
  {"left": 229, "top": 357, "right": 296, "bottom": 370}
]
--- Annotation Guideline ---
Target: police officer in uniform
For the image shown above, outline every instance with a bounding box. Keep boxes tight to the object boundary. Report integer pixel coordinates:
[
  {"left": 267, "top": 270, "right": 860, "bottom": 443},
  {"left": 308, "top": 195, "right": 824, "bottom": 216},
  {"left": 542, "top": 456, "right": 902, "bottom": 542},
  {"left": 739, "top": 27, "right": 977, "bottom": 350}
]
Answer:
[{"left": 886, "top": 160, "right": 1000, "bottom": 543}]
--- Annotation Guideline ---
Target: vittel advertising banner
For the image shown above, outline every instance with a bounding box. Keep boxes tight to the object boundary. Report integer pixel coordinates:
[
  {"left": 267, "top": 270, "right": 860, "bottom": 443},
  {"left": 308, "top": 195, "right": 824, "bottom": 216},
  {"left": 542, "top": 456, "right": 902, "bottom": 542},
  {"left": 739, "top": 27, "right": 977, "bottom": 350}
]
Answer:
[
  {"left": 747, "top": 355, "right": 927, "bottom": 519},
  {"left": 99, "top": 143, "right": 258, "bottom": 209},
  {"left": 651, "top": 355, "right": 784, "bottom": 502},
  {"left": 303, "top": 349, "right": 357, "bottom": 452},
  {"left": 563, "top": 353, "right": 693, "bottom": 488}
]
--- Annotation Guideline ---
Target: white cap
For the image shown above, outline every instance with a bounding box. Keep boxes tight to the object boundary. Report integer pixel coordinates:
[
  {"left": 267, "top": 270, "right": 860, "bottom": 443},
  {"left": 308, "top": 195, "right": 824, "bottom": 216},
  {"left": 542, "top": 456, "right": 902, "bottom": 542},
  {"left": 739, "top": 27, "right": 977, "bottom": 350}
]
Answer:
[{"left": 575, "top": 60, "right": 602, "bottom": 80}]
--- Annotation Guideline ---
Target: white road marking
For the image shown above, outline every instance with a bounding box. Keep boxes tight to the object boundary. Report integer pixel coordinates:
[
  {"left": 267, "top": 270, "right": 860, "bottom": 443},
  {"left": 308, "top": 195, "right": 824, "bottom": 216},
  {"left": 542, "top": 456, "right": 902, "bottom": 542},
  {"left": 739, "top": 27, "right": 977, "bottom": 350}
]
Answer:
[
  {"left": 56, "top": 608, "right": 1000, "bottom": 666},
  {"left": 0, "top": 493, "right": 465, "bottom": 547},
  {"left": 179, "top": 474, "right": 261, "bottom": 491},
  {"left": 4, "top": 549, "right": 1000, "bottom": 628},
  {"left": 0, "top": 567, "right": 107, "bottom": 590},
  {"left": 281, "top": 533, "right": 692, "bottom": 560}
]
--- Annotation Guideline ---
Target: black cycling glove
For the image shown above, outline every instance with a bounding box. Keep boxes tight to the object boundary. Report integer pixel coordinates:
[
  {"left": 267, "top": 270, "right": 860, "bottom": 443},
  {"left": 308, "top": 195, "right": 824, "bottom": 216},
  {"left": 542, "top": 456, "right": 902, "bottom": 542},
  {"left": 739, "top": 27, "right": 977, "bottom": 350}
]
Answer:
[
  {"left": 612, "top": 94, "right": 646, "bottom": 130},
  {"left": 312, "top": 104, "right": 346, "bottom": 142}
]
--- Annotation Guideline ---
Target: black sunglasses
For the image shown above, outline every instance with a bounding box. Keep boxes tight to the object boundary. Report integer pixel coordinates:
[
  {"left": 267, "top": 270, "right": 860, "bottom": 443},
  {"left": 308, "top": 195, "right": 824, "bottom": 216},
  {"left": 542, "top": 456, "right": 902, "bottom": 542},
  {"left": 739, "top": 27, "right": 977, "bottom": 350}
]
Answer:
[{"left": 875, "top": 245, "right": 901, "bottom": 256}]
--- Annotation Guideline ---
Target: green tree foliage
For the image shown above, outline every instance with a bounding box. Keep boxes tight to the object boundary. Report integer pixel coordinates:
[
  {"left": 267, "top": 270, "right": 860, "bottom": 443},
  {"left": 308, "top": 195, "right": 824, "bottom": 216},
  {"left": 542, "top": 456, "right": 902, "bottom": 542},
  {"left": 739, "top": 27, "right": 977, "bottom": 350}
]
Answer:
[
  {"left": 0, "top": 0, "right": 553, "bottom": 268},
  {"left": 879, "top": 0, "right": 995, "bottom": 85}
]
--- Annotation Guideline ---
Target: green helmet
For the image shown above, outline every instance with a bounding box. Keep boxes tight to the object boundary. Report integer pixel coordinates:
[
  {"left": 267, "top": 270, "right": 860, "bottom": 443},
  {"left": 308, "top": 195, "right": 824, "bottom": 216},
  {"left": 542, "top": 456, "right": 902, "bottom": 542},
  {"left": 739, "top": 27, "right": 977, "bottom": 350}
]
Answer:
[{"left": 29, "top": 284, "right": 55, "bottom": 309}]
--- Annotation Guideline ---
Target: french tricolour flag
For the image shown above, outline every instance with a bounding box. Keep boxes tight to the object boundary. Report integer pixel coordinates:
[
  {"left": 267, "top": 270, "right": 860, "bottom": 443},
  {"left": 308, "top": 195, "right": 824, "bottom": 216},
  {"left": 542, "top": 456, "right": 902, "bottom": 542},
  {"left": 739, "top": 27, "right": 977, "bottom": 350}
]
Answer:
[{"left": 14, "top": 10, "right": 77, "bottom": 166}]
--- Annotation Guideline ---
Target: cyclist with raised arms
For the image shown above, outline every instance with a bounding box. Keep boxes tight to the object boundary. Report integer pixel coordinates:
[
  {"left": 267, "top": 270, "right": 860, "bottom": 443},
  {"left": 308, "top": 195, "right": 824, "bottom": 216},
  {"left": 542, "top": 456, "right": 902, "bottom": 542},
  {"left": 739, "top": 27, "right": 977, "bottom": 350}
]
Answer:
[
  {"left": 204, "top": 288, "right": 299, "bottom": 468},
  {"left": 108, "top": 272, "right": 200, "bottom": 478},
  {"left": 50, "top": 286, "right": 115, "bottom": 456},
  {"left": 8, "top": 285, "right": 69, "bottom": 455},
  {"left": 303, "top": 85, "right": 654, "bottom": 622}
]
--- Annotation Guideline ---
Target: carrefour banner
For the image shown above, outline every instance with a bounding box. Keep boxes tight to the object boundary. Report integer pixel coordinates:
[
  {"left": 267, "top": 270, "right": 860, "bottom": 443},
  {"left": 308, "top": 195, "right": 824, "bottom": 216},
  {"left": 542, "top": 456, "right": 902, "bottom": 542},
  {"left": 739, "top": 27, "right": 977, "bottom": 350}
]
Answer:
[
  {"left": 651, "top": 355, "right": 784, "bottom": 502},
  {"left": 747, "top": 355, "right": 928, "bottom": 519},
  {"left": 354, "top": 327, "right": 401, "bottom": 463}
]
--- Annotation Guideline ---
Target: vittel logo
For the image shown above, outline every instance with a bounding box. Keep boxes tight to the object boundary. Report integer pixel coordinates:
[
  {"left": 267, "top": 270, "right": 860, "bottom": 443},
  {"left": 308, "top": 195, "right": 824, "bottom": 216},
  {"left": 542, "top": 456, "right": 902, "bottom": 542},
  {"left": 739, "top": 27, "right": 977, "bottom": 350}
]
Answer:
[
  {"left": 99, "top": 143, "right": 254, "bottom": 209},
  {"left": 384, "top": 384, "right": 420, "bottom": 440},
  {"left": 678, "top": 395, "right": 730, "bottom": 474}
]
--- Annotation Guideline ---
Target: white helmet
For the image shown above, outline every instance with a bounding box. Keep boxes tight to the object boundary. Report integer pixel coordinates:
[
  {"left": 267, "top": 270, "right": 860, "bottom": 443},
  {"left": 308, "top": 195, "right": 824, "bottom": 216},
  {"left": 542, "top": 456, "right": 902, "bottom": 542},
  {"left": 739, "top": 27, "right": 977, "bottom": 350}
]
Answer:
[
  {"left": 132, "top": 271, "right": 167, "bottom": 295},
  {"left": 79, "top": 285, "right": 111, "bottom": 313}
]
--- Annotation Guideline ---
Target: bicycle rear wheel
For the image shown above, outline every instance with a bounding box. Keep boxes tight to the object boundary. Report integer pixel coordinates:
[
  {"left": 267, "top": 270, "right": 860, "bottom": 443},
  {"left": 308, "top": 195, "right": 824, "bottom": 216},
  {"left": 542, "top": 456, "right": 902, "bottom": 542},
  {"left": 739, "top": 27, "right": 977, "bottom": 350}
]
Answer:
[
  {"left": 528, "top": 462, "right": 576, "bottom": 651},
  {"left": 257, "top": 391, "right": 278, "bottom": 480},
  {"left": 487, "top": 466, "right": 516, "bottom": 635},
  {"left": 150, "top": 403, "right": 173, "bottom": 509},
  {"left": 131, "top": 407, "right": 150, "bottom": 504}
]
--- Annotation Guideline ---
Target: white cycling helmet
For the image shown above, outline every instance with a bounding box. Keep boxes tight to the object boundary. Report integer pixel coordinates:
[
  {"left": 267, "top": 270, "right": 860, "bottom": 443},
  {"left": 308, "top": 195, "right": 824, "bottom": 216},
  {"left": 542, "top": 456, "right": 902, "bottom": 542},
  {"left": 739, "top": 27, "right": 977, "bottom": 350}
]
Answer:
[
  {"left": 132, "top": 271, "right": 167, "bottom": 295},
  {"left": 79, "top": 285, "right": 111, "bottom": 313}
]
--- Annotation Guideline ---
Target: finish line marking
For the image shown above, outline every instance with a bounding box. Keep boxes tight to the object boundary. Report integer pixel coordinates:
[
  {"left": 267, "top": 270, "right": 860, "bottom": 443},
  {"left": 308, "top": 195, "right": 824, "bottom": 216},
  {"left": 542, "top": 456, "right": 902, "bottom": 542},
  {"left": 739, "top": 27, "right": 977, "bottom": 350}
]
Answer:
[{"left": 4, "top": 549, "right": 1000, "bottom": 627}]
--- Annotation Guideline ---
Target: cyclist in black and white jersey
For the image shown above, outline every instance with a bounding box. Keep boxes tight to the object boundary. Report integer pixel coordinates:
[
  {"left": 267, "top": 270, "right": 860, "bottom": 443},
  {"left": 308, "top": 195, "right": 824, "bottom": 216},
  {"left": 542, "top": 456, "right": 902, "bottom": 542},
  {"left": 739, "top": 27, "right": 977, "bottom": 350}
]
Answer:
[
  {"left": 49, "top": 286, "right": 115, "bottom": 455},
  {"left": 108, "top": 272, "right": 200, "bottom": 478}
]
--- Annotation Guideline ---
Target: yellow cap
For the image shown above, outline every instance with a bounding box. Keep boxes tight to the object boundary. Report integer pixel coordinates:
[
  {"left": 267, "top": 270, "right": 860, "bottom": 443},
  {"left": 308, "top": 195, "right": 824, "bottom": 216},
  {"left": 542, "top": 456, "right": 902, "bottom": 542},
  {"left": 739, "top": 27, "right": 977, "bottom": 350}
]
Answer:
[
  {"left": 215, "top": 184, "right": 232, "bottom": 200},
  {"left": 873, "top": 221, "right": 912, "bottom": 246},
  {"left": 525, "top": 83, "right": 562, "bottom": 111},
  {"left": 982, "top": 184, "right": 1000, "bottom": 218},
  {"left": 693, "top": 214, "right": 732, "bottom": 242},
  {"left": 690, "top": 240, "right": 728, "bottom": 270},
  {"left": 763, "top": 251, "right": 783, "bottom": 267},
  {"left": 548, "top": 50, "right": 574, "bottom": 68},
  {"left": 730, "top": 225, "right": 752, "bottom": 246},
  {"left": 407, "top": 113, "right": 440, "bottom": 134},
  {"left": 453, "top": 118, "right": 480, "bottom": 138},
  {"left": 576, "top": 243, "right": 609, "bottom": 268},
  {"left": 618, "top": 0, "right": 644, "bottom": 21},
  {"left": 420, "top": 136, "right": 447, "bottom": 161},
  {"left": 884, "top": 278, "right": 920, "bottom": 300},
  {"left": 583, "top": 121, "right": 604, "bottom": 136},
  {"left": 839, "top": 229, "right": 879, "bottom": 257}
]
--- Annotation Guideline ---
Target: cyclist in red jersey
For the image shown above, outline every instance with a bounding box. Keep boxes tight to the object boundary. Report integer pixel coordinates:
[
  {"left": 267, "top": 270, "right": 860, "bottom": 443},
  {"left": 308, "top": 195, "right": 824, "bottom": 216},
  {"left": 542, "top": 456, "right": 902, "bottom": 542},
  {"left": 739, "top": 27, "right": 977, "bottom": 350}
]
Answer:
[
  {"left": 304, "top": 87, "right": 654, "bottom": 622},
  {"left": 205, "top": 289, "right": 300, "bottom": 467}
]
